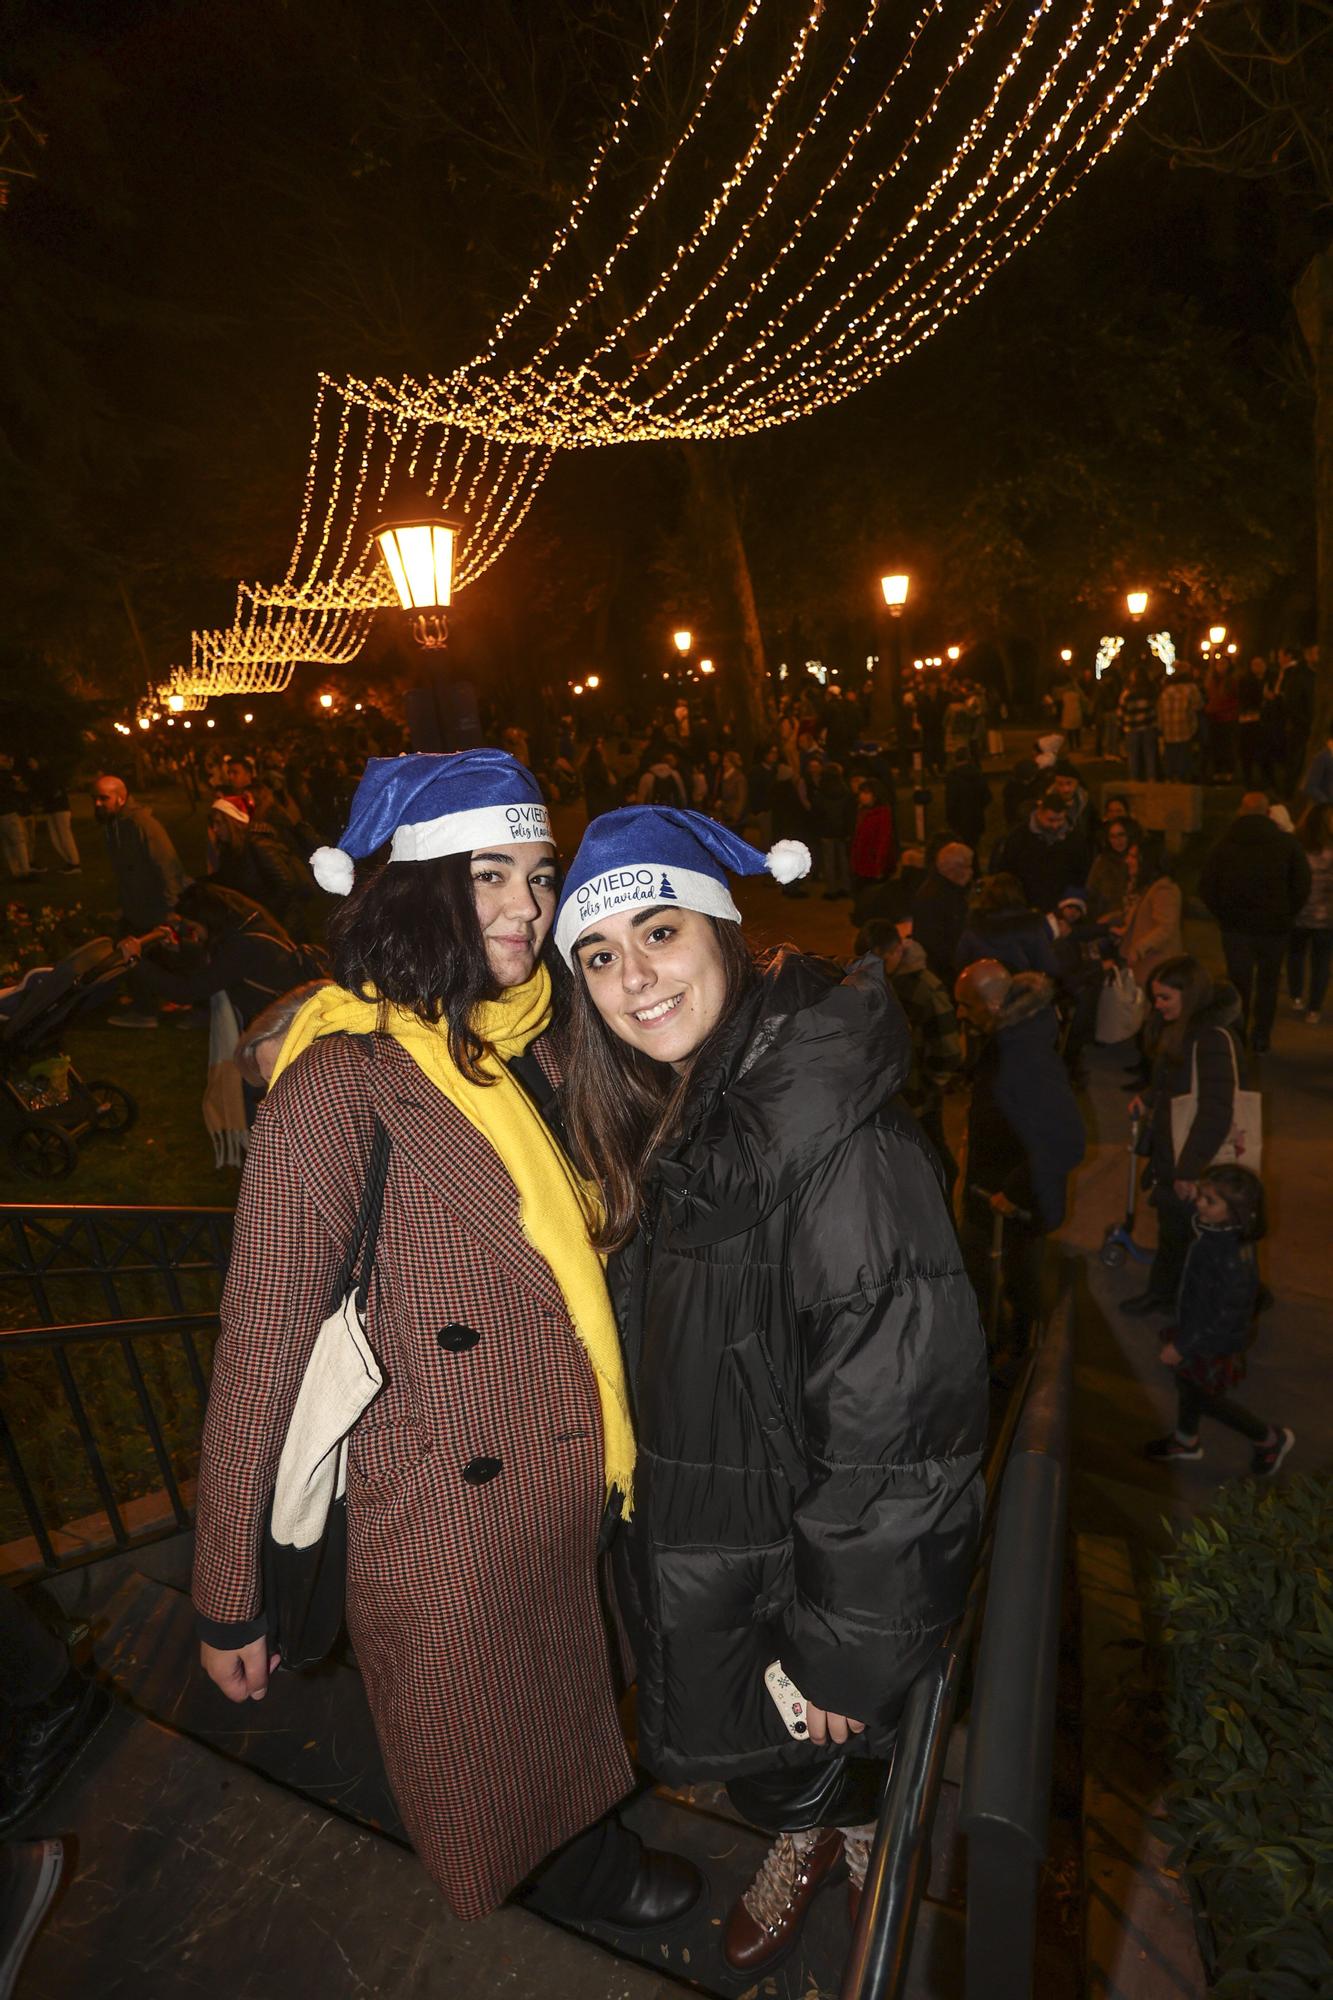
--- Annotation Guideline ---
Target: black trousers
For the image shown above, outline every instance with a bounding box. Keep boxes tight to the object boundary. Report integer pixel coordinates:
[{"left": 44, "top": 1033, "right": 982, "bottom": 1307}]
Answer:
[
  {"left": 0, "top": 1587, "right": 69, "bottom": 1709},
  {"left": 728, "top": 1753, "right": 887, "bottom": 1836},
  {"left": 1148, "top": 1184, "right": 1194, "bottom": 1304},
  {"left": 1221, "top": 930, "right": 1286, "bottom": 1045},
  {"left": 960, "top": 1204, "right": 1046, "bottom": 1348},
  {"left": 1176, "top": 1377, "right": 1268, "bottom": 1445}
]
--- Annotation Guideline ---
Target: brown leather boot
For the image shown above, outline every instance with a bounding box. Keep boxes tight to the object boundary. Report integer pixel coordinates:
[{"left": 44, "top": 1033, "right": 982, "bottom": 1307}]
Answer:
[{"left": 723, "top": 1825, "right": 844, "bottom": 1973}]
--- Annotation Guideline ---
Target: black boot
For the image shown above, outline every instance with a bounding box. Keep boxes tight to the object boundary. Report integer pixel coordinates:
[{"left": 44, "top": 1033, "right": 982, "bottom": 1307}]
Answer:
[
  {"left": 594, "top": 1848, "right": 705, "bottom": 1930},
  {"left": 0, "top": 1668, "right": 113, "bottom": 1833},
  {"left": 1119, "top": 1290, "right": 1172, "bottom": 1318}
]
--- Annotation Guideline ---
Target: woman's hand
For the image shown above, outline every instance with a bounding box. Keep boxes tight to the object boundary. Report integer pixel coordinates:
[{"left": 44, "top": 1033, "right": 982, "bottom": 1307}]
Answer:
[
  {"left": 805, "top": 1704, "right": 866, "bottom": 1747},
  {"left": 200, "top": 1637, "right": 280, "bottom": 1702},
  {"left": 1173, "top": 1179, "right": 1196, "bottom": 1202}
]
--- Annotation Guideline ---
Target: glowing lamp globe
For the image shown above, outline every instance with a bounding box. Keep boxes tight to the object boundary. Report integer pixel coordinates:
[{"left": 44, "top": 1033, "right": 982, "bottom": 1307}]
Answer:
[
  {"left": 319, "top": 693, "right": 334, "bottom": 710},
  {"left": 1059, "top": 648, "right": 1073, "bottom": 663},
  {"left": 1126, "top": 590, "right": 1149, "bottom": 619},
  {"left": 1209, "top": 625, "right": 1227, "bottom": 645},
  {"left": 673, "top": 629, "right": 692, "bottom": 655},
  {"left": 880, "top": 573, "right": 909, "bottom": 612},
  {"left": 374, "top": 516, "right": 461, "bottom": 649},
  {"left": 699, "top": 658, "right": 715, "bottom": 675},
  {"left": 947, "top": 645, "right": 961, "bottom": 662},
  {"left": 586, "top": 674, "right": 601, "bottom": 689}
]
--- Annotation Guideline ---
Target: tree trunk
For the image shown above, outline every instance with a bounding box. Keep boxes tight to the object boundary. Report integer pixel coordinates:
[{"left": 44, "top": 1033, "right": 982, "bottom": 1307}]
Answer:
[
  {"left": 677, "top": 441, "right": 770, "bottom": 749},
  {"left": 1295, "top": 244, "right": 1333, "bottom": 762}
]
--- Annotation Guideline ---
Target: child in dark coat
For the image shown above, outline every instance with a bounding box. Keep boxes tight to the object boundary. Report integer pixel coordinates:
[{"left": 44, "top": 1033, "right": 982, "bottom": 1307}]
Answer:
[{"left": 1144, "top": 1165, "right": 1293, "bottom": 1476}]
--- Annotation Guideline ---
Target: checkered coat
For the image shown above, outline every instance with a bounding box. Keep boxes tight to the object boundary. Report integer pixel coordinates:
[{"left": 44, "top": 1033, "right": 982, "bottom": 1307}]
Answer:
[{"left": 192, "top": 1030, "right": 634, "bottom": 1919}]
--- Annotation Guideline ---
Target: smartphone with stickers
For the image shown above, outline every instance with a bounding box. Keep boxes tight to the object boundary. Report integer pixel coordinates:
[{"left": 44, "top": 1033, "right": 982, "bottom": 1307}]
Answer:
[{"left": 764, "top": 1659, "right": 810, "bottom": 1740}]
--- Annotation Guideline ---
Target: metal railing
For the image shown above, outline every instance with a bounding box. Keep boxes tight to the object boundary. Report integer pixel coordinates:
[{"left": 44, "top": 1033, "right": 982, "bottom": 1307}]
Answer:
[
  {"left": 840, "top": 1290, "right": 1072, "bottom": 2000},
  {"left": 0, "top": 1204, "right": 232, "bottom": 1325},
  {"left": 1, "top": 1311, "right": 218, "bottom": 1574}
]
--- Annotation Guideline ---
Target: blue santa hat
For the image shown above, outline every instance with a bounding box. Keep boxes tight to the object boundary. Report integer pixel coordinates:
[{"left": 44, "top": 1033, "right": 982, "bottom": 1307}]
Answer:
[
  {"left": 554, "top": 806, "right": 810, "bottom": 965},
  {"left": 310, "top": 749, "right": 551, "bottom": 895}
]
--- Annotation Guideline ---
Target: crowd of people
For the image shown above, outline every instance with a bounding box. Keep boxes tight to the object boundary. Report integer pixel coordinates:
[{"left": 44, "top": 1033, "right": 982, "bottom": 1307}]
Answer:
[{"left": 2, "top": 640, "right": 1321, "bottom": 1983}]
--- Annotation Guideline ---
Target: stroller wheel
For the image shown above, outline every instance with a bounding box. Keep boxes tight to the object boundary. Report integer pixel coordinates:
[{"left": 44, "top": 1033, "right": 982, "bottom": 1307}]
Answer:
[
  {"left": 11, "top": 1117, "right": 78, "bottom": 1181},
  {"left": 1100, "top": 1234, "right": 1127, "bottom": 1269},
  {"left": 87, "top": 1080, "right": 138, "bottom": 1135}
]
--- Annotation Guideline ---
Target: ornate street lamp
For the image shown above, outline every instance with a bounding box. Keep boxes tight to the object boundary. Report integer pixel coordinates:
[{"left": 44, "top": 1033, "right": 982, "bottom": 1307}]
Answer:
[
  {"left": 672, "top": 628, "right": 693, "bottom": 655},
  {"left": 1126, "top": 589, "right": 1149, "bottom": 620},
  {"left": 373, "top": 515, "right": 462, "bottom": 650},
  {"left": 1208, "top": 624, "right": 1227, "bottom": 645}
]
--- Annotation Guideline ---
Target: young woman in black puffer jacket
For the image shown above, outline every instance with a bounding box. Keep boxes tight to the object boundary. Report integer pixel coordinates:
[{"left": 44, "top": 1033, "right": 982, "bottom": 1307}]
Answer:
[{"left": 555, "top": 807, "right": 987, "bottom": 1979}]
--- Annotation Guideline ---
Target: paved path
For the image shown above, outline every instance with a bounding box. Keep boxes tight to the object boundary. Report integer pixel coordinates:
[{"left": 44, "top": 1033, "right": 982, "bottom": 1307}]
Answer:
[{"left": 727, "top": 875, "right": 1331, "bottom": 1573}]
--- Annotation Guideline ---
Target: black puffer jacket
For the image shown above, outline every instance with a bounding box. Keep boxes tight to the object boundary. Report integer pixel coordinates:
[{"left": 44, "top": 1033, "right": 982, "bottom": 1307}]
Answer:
[
  {"left": 1199, "top": 815, "right": 1312, "bottom": 935},
  {"left": 610, "top": 951, "right": 988, "bottom": 1785}
]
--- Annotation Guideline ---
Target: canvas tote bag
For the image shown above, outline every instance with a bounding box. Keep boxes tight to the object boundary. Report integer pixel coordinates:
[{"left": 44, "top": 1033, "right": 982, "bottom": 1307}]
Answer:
[
  {"left": 1170, "top": 1034, "right": 1262, "bottom": 1172},
  {"left": 1095, "top": 963, "right": 1148, "bottom": 1044},
  {"left": 261, "top": 1115, "right": 390, "bottom": 1667}
]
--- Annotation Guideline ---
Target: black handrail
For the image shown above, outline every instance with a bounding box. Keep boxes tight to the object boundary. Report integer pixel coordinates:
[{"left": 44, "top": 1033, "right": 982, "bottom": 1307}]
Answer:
[
  {"left": 839, "top": 1291, "right": 1072, "bottom": 2000},
  {"left": 1, "top": 1312, "right": 219, "bottom": 1576},
  {"left": 958, "top": 1294, "right": 1072, "bottom": 1999}
]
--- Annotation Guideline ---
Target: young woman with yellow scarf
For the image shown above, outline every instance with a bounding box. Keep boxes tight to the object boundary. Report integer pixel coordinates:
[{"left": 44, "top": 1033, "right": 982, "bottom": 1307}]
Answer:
[{"left": 191, "top": 750, "right": 698, "bottom": 1928}]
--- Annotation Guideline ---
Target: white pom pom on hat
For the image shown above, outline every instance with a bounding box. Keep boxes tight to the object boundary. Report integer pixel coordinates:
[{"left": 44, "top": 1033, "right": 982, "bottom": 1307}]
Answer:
[
  {"left": 765, "top": 839, "right": 812, "bottom": 885},
  {"left": 311, "top": 846, "right": 356, "bottom": 896}
]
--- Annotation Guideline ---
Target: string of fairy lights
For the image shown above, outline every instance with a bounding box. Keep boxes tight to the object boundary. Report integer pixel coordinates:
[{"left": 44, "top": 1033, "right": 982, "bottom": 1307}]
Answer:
[{"left": 142, "top": 0, "right": 1205, "bottom": 722}]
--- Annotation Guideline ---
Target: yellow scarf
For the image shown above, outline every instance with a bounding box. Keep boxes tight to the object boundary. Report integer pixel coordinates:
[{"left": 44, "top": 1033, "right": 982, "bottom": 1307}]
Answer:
[{"left": 271, "top": 967, "right": 634, "bottom": 1510}]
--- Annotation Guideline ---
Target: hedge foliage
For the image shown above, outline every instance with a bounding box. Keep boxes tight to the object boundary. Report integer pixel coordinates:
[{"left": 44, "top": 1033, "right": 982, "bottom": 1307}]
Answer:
[{"left": 1155, "top": 1477, "right": 1333, "bottom": 1997}]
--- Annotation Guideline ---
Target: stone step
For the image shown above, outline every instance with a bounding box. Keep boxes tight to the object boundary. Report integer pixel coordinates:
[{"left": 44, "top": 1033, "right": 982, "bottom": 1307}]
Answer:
[
  {"left": 9, "top": 1704, "right": 672, "bottom": 2000},
  {"left": 76, "top": 1565, "right": 974, "bottom": 1997}
]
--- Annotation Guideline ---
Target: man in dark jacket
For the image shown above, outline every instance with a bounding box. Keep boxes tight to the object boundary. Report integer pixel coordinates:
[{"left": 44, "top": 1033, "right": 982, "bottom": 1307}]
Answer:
[
  {"left": 943, "top": 749, "right": 991, "bottom": 851},
  {"left": 991, "top": 792, "right": 1091, "bottom": 914},
  {"left": 910, "top": 838, "right": 974, "bottom": 980},
  {"left": 1198, "top": 794, "right": 1312, "bottom": 1051},
  {"left": 93, "top": 774, "right": 188, "bottom": 930},
  {"left": 955, "top": 961, "right": 1086, "bottom": 1349}
]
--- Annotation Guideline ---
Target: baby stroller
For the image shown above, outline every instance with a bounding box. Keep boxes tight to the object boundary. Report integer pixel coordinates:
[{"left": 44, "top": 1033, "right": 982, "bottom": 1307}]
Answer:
[{"left": 0, "top": 939, "right": 139, "bottom": 1180}]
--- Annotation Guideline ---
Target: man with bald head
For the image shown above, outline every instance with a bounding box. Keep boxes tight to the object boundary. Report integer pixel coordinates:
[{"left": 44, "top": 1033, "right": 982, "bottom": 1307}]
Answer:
[
  {"left": 910, "top": 836, "right": 975, "bottom": 981},
  {"left": 93, "top": 773, "right": 188, "bottom": 935},
  {"left": 955, "top": 958, "right": 1085, "bottom": 1350}
]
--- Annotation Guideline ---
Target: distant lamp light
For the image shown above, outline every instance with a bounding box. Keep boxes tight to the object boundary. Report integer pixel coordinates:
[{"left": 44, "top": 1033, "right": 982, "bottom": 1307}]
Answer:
[
  {"left": 1209, "top": 624, "right": 1227, "bottom": 645},
  {"left": 572, "top": 683, "right": 585, "bottom": 696},
  {"left": 319, "top": 693, "right": 334, "bottom": 709},
  {"left": 673, "top": 629, "right": 692, "bottom": 655},
  {"left": 182, "top": 719, "right": 191, "bottom": 729},
  {"left": 1059, "top": 648, "right": 1073, "bottom": 663},
  {"left": 586, "top": 674, "right": 601, "bottom": 689},
  {"left": 1126, "top": 590, "right": 1149, "bottom": 619},
  {"left": 699, "top": 658, "right": 715, "bottom": 675},
  {"left": 880, "top": 573, "right": 909, "bottom": 612},
  {"left": 1200, "top": 639, "right": 1212, "bottom": 654},
  {"left": 137, "top": 717, "right": 150, "bottom": 731},
  {"left": 1226, "top": 642, "right": 1238, "bottom": 655},
  {"left": 206, "top": 718, "right": 216, "bottom": 728},
  {"left": 243, "top": 712, "right": 254, "bottom": 723},
  {"left": 354, "top": 701, "right": 363, "bottom": 711},
  {"left": 913, "top": 660, "right": 924, "bottom": 672},
  {"left": 947, "top": 645, "right": 961, "bottom": 662},
  {"left": 167, "top": 694, "right": 185, "bottom": 713},
  {"left": 373, "top": 515, "right": 461, "bottom": 649},
  {"left": 166, "top": 717, "right": 175, "bottom": 727}
]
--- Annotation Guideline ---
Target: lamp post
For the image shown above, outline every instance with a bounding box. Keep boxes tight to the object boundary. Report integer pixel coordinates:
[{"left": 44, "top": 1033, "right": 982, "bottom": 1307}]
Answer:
[
  {"left": 373, "top": 510, "right": 477, "bottom": 750},
  {"left": 873, "top": 572, "right": 910, "bottom": 756}
]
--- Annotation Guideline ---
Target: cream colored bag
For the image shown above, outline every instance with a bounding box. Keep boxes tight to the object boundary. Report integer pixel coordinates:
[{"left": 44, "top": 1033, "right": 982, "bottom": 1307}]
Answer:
[{"left": 1170, "top": 1035, "right": 1261, "bottom": 1171}]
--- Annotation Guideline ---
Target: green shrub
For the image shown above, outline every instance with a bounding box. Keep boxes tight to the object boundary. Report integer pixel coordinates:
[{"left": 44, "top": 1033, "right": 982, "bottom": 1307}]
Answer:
[{"left": 1154, "top": 1477, "right": 1333, "bottom": 1997}]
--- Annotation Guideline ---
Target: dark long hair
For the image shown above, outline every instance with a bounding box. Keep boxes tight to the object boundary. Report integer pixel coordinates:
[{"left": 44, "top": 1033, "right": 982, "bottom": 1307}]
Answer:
[
  {"left": 1146, "top": 953, "right": 1215, "bottom": 1062},
  {"left": 326, "top": 846, "right": 503, "bottom": 1082},
  {"left": 561, "top": 918, "right": 757, "bottom": 1251},
  {"left": 1198, "top": 1164, "right": 1267, "bottom": 1243}
]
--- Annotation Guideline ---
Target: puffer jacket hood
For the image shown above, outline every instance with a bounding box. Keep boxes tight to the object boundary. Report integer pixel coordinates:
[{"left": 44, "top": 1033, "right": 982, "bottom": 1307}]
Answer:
[{"left": 656, "top": 948, "right": 910, "bottom": 1247}]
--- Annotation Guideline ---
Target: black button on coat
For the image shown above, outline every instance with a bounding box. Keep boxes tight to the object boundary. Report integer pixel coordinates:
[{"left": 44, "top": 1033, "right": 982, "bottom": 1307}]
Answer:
[{"left": 610, "top": 950, "right": 988, "bottom": 1787}]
